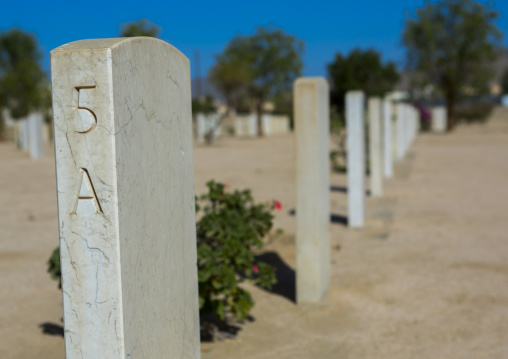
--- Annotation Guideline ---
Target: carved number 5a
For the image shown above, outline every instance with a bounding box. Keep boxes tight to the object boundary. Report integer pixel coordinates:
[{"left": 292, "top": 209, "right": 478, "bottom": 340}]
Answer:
[{"left": 74, "top": 86, "right": 97, "bottom": 134}]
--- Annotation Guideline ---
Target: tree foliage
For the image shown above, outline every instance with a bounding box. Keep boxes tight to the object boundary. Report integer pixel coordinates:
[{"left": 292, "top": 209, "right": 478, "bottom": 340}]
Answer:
[
  {"left": 119, "top": 19, "right": 161, "bottom": 38},
  {"left": 501, "top": 68, "right": 508, "bottom": 94},
  {"left": 192, "top": 95, "right": 217, "bottom": 116},
  {"left": 0, "top": 28, "right": 49, "bottom": 130},
  {"left": 209, "top": 26, "right": 304, "bottom": 135},
  {"left": 403, "top": 0, "right": 502, "bottom": 130},
  {"left": 327, "top": 49, "right": 399, "bottom": 113}
]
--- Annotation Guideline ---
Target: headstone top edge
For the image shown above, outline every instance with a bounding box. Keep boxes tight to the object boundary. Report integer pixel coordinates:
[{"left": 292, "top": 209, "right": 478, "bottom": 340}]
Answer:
[
  {"left": 294, "top": 77, "right": 328, "bottom": 86},
  {"left": 51, "top": 37, "right": 188, "bottom": 62},
  {"left": 346, "top": 90, "right": 365, "bottom": 99}
]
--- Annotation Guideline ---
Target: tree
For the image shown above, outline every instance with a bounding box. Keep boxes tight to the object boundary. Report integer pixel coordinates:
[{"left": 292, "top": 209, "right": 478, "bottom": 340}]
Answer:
[
  {"left": 403, "top": 0, "right": 502, "bottom": 130},
  {"left": 501, "top": 68, "right": 508, "bottom": 94},
  {"left": 209, "top": 26, "right": 304, "bottom": 136},
  {"left": 327, "top": 49, "right": 399, "bottom": 113},
  {"left": 0, "top": 28, "right": 49, "bottom": 139},
  {"left": 119, "top": 19, "right": 161, "bottom": 38}
]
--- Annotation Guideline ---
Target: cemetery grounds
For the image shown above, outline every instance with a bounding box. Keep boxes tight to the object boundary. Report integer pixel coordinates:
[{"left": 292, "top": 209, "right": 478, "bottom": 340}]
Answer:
[{"left": 1, "top": 113, "right": 508, "bottom": 358}]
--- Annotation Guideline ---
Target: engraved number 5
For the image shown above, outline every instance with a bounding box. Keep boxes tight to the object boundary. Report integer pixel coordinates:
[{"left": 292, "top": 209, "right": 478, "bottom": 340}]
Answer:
[{"left": 74, "top": 86, "right": 97, "bottom": 134}]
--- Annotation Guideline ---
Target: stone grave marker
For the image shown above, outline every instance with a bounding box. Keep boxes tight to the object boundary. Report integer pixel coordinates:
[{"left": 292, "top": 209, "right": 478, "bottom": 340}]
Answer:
[
  {"left": 383, "top": 98, "right": 393, "bottom": 178},
  {"left": 28, "top": 113, "right": 45, "bottom": 159},
  {"left": 368, "top": 97, "right": 383, "bottom": 197},
  {"left": 432, "top": 106, "right": 447, "bottom": 133},
  {"left": 294, "top": 77, "right": 330, "bottom": 304},
  {"left": 346, "top": 90, "right": 365, "bottom": 228},
  {"left": 396, "top": 103, "right": 406, "bottom": 160},
  {"left": 51, "top": 37, "right": 200, "bottom": 359}
]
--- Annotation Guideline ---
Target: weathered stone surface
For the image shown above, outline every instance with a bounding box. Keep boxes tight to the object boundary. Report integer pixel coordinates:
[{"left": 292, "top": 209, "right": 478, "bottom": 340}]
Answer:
[
  {"left": 432, "top": 106, "right": 447, "bottom": 133},
  {"left": 368, "top": 97, "right": 383, "bottom": 197},
  {"left": 294, "top": 77, "right": 330, "bottom": 304},
  {"left": 51, "top": 37, "right": 200, "bottom": 359},
  {"left": 346, "top": 91, "right": 365, "bottom": 228},
  {"left": 27, "top": 113, "right": 45, "bottom": 159},
  {"left": 383, "top": 98, "right": 393, "bottom": 178},
  {"left": 396, "top": 103, "right": 406, "bottom": 160}
]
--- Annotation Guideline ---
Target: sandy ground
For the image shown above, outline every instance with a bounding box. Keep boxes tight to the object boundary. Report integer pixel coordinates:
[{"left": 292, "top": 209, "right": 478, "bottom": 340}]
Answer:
[{"left": 1, "top": 116, "right": 507, "bottom": 358}]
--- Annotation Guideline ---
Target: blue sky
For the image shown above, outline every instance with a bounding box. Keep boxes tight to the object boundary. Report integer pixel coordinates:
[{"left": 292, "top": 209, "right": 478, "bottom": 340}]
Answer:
[{"left": 2, "top": 0, "right": 508, "bottom": 78}]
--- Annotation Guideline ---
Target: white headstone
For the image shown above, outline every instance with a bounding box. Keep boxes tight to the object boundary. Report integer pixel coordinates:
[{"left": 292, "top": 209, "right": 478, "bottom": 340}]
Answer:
[
  {"left": 502, "top": 95, "right": 508, "bottom": 107},
  {"left": 262, "top": 114, "right": 272, "bottom": 135},
  {"left": 28, "top": 113, "right": 45, "bottom": 159},
  {"left": 368, "top": 97, "right": 383, "bottom": 197},
  {"left": 432, "top": 106, "right": 447, "bottom": 133},
  {"left": 383, "top": 98, "right": 393, "bottom": 178},
  {"left": 346, "top": 91, "right": 365, "bottom": 228},
  {"left": 19, "top": 118, "right": 29, "bottom": 151},
  {"left": 196, "top": 113, "right": 206, "bottom": 143},
  {"left": 51, "top": 38, "right": 200, "bottom": 359},
  {"left": 195, "top": 113, "right": 221, "bottom": 143},
  {"left": 294, "top": 77, "right": 330, "bottom": 304},
  {"left": 396, "top": 103, "right": 406, "bottom": 160}
]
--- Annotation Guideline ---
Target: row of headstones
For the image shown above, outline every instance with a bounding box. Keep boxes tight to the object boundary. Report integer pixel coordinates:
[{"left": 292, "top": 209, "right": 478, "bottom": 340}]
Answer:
[
  {"left": 16, "top": 113, "right": 45, "bottom": 159},
  {"left": 346, "top": 93, "right": 421, "bottom": 228},
  {"left": 195, "top": 112, "right": 290, "bottom": 142},
  {"left": 49, "top": 38, "right": 442, "bottom": 358}
]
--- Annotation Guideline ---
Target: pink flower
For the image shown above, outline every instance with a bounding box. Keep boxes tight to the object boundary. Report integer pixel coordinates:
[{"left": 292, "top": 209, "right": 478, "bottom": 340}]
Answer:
[
  {"left": 224, "top": 183, "right": 229, "bottom": 189},
  {"left": 274, "top": 201, "right": 282, "bottom": 211},
  {"left": 253, "top": 265, "right": 259, "bottom": 273}
]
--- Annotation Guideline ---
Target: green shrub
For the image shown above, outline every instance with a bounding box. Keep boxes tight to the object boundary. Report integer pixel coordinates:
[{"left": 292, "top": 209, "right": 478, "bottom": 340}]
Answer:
[
  {"left": 47, "top": 246, "right": 61, "bottom": 288},
  {"left": 330, "top": 107, "right": 347, "bottom": 173},
  {"left": 47, "top": 180, "right": 279, "bottom": 324},
  {"left": 455, "top": 103, "right": 494, "bottom": 123}
]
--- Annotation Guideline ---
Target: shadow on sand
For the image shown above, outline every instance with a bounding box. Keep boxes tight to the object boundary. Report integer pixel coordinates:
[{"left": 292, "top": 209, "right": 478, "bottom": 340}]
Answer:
[
  {"left": 255, "top": 251, "right": 296, "bottom": 303},
  {"left": 288, "top": 208, "right": 348, "bottom": 227},
  {"left": 39, "top": 322, "right": 64, "bottom": 337}
]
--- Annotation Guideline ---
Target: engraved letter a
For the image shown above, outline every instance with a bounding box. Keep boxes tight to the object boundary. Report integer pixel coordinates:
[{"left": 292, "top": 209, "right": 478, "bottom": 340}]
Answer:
[{"left": 71, "top": 168, "right": 103, "bottom": 215}]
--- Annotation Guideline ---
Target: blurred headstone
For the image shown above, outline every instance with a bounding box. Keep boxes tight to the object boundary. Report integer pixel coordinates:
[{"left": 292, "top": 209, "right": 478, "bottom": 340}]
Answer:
[
  {"left": 368, "top": 97, "right": 383, "bottom": 197},
  {"left": 28, "top": 113, "right": 45, "bottom": 159},
  {"left": 383, "top": 98, "right": 393, "bottom": 178},
  {"left": 396, "top": 103, "right": 406, "bottom": 160},
  {"left": 432, "top": 107, "right": 447, "bottom": 133},
  {"left": 294, "top": 77, "right": 330, "bottom": 304},
  {"left": 346, "top": 90, "right": 365, "bottom": 228}
]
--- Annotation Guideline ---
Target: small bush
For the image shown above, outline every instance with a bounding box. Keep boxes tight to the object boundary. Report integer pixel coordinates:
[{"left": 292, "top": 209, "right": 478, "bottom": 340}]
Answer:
[
  {"left": 47, "top": 247, "right": 61, "bottom": 288},
  {"left": 330, "top": 107, "right": 347, "bottom": 173},
  {"left": 455, "top": 103, "right": 494, "bottom": 123},
  {"left": 196, "top": 181, "right": 278, "bottom": 322}
]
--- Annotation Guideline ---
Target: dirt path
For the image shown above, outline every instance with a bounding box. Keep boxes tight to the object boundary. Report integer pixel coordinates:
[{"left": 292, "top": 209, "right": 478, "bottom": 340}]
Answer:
[{"left": 1, "top": 118, "right": 507, "bottom": 358}]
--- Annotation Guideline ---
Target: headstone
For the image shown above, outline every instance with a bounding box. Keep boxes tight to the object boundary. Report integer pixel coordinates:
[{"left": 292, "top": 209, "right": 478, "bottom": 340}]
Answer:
[
  {"left": 396, "top": 103, "right": 406, "bottom": 160},
  {"left": 368, "top": 97, "right": 383, "bottom": 197},
  {"left": 262, "top": 114, "right": 273, "bottom": 135},
  {"left": 432, "top": 106, "right": 447, "bottom": 133},
  {"left": 405, "top": 106, "right": 413, "bottom": 150},
  {"left": 294, "top": 77, "right": 330, "bottom": 304},
  {"left": 346, "top": 90, "right": 365, "bottom": 228},
  {"left": 196, "top": 113, "right": 221, "bottom": 143},
  {"left": 383, "top": 98, "right": 393, "bottom": 178},
  {"left": 27, "top": 113, "right": 45, "bottom": 159},
  {"left": 51, "top": 38, "right": 200, "bottom": 359},
  {"left": 502, "top": 95, "right": 508, "bottom": 107},
  {"left": 234, "top": 113, "right": 258, "bottom": 137},
  {"left": 196, "top": 113, "right": 206, "bottom": 143},
  {"left": 19, "top": 118, "right": 29, "bottom": 151}
]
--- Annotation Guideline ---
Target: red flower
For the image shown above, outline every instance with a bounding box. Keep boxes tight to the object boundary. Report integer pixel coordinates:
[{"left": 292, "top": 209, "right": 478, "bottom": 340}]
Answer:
[
  {"left": 253, "top": 265, "right": 259, "bottom": 273},
  {"left": 274, "top": 201, "right": 282, "bottom": 211}
]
